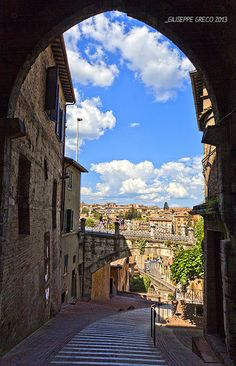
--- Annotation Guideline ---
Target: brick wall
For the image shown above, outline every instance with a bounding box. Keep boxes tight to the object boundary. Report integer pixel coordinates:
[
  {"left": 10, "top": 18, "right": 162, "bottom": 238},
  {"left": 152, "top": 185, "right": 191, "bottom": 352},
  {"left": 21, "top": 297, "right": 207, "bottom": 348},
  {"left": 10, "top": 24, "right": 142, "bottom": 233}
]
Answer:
[{"left": 0, "top": 47, "right": 65, "bottom": 351}]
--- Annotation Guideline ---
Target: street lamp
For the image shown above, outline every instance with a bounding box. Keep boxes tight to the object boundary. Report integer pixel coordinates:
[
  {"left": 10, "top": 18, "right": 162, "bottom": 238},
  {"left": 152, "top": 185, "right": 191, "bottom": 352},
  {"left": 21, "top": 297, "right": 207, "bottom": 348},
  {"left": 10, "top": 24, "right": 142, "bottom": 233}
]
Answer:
[{"left": 76, "top": 117, "right": 83, "bottom": 162}]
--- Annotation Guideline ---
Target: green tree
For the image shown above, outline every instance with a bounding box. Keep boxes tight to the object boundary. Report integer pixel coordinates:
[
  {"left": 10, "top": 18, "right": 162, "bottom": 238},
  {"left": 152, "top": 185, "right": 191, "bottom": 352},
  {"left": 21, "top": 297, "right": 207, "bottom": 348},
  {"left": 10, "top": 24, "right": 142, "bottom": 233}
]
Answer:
[
  {"left": 170, "top": 217, "right": 204, "bottom": 285},
  {"left": 86, "top": 217, "right": 95, "bottom": 228},
  {"left": 130, "top": 275, "right": 151, "bottom": 292},
  {"left": 81, "top": 207, "right": 89, "bottom": 215},
  {"left": 91, "top": 210, "right": 100, "bottom": 220},
  {"left": 138, "top": 239, "right": 146, "bottom": 255},
  {"left": 163, "top": 202, "right": 169, "bottom": 210},
  {"left": 194, "top": 217, "right": 204, "bottom": 246}
]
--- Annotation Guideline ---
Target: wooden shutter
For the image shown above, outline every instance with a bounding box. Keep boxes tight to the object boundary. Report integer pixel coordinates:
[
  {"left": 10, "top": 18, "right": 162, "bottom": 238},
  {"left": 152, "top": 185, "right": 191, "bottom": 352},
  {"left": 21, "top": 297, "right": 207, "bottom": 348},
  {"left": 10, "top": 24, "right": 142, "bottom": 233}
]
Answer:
[
  {"left": 50, "top": 84, "right": 59, "bottom": 122},
  {"left": 45, "top": 66, "right": 59, "bottom": 110},
  {"left": 70, "top": 210, "right": 74, "bottom": 231}
]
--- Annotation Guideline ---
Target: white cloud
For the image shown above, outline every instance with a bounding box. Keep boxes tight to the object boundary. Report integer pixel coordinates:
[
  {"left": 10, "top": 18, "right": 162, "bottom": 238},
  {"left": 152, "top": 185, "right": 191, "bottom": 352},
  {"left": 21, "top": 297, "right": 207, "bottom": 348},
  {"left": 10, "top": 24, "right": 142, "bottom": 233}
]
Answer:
[
  {"left": 81, "top": 156, "right": 204, "bottom": 206},
  {"left": 130, "top": 122, "right": 140, "bottom": 128},
  {"left": 65, "top": 89, "right": 116, "bottom": 153},
  {"left": 166, "top": 182, "right": 188, "bottom": 198},
  {"left": 66, "top": 49, "right": 119, "bottom": 87},
  {"left": 78, "top": 12, "right": 194, "bottom": 101}
]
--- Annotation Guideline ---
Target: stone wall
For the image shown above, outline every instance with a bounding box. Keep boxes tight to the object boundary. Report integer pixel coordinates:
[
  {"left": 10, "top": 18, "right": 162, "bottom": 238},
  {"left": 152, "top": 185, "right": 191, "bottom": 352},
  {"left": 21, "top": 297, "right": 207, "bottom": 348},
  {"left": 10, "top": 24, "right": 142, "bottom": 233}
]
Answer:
[
  {"left": 0, "top": 47, "right": 65, "bottom": 351},
  {"left": 91, "top": 264, "right": 110, "bottom": 301}
]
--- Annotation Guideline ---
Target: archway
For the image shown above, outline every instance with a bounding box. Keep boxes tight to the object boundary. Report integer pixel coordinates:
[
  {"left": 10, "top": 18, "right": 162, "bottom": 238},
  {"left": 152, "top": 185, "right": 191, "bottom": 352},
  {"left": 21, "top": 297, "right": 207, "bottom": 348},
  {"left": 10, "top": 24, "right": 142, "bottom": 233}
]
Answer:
[{"left": 1, "top": 1, "right": 236, "bottom": 362}]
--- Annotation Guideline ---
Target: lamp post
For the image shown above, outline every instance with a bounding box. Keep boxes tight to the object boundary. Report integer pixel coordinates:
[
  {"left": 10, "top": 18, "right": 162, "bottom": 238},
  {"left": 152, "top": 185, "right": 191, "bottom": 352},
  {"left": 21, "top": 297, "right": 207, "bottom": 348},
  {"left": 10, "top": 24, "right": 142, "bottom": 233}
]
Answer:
[{"left": 76, "top": 117, "right": 83, "bottom": 162}]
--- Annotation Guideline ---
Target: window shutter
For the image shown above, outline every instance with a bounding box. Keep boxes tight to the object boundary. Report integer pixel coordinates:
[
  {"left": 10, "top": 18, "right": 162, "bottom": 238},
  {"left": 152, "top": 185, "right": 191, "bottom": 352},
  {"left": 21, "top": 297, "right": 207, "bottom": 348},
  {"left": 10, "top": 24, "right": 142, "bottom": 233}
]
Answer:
[
  {"left": 45, "top": 66, "right": 59, "bottom": 110},
  {"left": 70, "top": 210, "right": 74, "bottom": 231},
  {"left": 50, "top": 84, "right": 59, "bottom": 122},
  {"left": 66, "top": 209, "right": 71, "bottom": 233},
  {"left": 65, "top": 209, "right": 74, "bottom": 232}
]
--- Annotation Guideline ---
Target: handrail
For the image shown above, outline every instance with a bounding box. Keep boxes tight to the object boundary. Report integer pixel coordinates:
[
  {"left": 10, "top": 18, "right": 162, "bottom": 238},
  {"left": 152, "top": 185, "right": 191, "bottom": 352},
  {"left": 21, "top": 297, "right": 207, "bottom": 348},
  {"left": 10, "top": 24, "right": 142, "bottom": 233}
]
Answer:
[
  {"left": 151, "top": 303, "right": 162, "bottom": 345},
  {"left": 151, "top": 304, "right": 156, "bottom": 344}
]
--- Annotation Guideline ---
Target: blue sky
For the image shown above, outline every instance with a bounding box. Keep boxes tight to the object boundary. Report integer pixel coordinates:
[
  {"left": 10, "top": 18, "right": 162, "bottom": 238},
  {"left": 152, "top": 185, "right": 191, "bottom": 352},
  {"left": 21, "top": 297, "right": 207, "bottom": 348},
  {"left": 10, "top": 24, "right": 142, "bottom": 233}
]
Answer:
[{"left": 64, "top": 11, "right": 204, "bottom": 208}]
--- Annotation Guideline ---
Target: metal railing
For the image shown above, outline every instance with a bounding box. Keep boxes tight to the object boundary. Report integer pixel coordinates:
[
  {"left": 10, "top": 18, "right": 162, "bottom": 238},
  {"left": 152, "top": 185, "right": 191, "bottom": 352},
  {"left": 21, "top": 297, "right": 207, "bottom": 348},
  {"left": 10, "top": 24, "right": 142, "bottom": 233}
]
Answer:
[
  {"left": 151, "top": 303, "right": 171, "bottom": 345},
  {"left": 176, "top": 289, "right": 203, "bottom": 304},
  {"left": 84, "top": 225, "right": 195, "bottom": 243}
]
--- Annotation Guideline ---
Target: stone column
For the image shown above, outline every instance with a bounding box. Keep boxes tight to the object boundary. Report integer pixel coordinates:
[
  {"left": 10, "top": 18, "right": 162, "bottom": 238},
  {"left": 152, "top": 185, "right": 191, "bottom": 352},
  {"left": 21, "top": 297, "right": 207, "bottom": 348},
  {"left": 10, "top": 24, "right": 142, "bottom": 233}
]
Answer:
[{"left": 180, "top": 224, "right": 186, "bottom": 237}]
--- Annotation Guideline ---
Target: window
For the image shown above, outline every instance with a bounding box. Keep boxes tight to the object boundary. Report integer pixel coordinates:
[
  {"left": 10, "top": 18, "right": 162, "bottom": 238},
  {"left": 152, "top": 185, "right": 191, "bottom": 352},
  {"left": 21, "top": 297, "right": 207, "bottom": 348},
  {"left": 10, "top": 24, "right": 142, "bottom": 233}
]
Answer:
[
  {"left": 49, "top": 84, "right": 59, "bottom": 122},
  {"left": 73, "top": 255, "right": 76, "bottom": 263},
  {"left": 56, "top": 106, "right": 66, "bottom": 142},
  {"left": 17, "top": 154, "right": 31, "bottom": 235},
  {"left": 65, "top": 209, "right": 74, "bottom": 233},
  {"left": 67, "top": 169, "right": 73, "bottom": 190},
  {"left": 52, "top": 180, "right": 57, "bottom": 229},
  {"left": 44, "top": 158, "right": 48, "bottom": 180},
  {"left": 45, "top": 66, "right": 66, "bottom": 140},
  {"left": 64, "top": 254, "right": 69, "bottom": 274}
]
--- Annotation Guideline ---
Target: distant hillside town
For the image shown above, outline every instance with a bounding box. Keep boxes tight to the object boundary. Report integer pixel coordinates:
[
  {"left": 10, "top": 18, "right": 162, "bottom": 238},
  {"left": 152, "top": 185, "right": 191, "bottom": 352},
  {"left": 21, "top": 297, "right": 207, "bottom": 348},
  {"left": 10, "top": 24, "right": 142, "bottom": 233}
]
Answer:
[{"left": 81, "top": 202, "right": 200, "bottom": 236}]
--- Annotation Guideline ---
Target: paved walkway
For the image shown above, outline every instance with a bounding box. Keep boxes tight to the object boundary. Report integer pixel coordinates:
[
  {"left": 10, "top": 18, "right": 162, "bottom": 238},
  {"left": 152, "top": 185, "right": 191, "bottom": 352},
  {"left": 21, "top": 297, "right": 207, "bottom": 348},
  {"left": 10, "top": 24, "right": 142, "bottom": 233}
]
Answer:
[
  {"left": 50, "top": 308, "right": 168, "bottom": 365},
  {"left": 0, "top": 296, "right": 151, "bottom": 366},
  {"left": 0, "top": 296, "right": 223, "bottom": 366}
]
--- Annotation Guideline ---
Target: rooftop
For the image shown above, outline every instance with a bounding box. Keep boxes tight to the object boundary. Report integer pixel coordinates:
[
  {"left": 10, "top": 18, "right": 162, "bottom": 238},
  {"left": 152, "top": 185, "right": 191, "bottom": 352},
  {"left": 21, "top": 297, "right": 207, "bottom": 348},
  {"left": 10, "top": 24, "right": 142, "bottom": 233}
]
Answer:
[{"left": 51, "top": 36, "right": 76, "bottom": 104}]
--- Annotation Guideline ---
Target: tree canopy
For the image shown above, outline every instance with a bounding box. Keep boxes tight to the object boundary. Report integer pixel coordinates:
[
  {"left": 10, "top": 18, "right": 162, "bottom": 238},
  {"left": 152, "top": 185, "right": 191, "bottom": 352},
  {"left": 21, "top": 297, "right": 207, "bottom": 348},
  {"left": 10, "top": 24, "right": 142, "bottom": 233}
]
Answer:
[
  {"left": 163, "top": 202, "right": 169, "bottom": 210},
  {"left": 170, "top": 217, "right": 204, "bottom": 285}
]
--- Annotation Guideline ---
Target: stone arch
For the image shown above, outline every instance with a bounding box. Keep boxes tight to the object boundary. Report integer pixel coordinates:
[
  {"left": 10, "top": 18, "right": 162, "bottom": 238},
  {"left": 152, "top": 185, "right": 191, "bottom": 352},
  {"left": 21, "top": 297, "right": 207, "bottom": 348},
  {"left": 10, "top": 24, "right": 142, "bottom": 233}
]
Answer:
[
  {"left": 88, "top": 249, "right": 132, "bottom": 274},
  {"left": 2, "top": 1, "right": 236, "bottom": 120}
]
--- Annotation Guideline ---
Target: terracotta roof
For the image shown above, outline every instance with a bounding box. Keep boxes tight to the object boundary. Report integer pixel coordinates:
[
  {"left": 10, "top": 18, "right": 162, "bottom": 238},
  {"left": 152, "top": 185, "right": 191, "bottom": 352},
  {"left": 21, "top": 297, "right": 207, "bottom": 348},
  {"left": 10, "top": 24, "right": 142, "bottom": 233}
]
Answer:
[
  {"left": 51, "top": 36, "right": 75, "bottom": 103},
  {"left": 190, "top": 70, "right": 204, "bottom": 130},
  {"left": 110, "top": 258, "right": 127, "bottom": 268}
]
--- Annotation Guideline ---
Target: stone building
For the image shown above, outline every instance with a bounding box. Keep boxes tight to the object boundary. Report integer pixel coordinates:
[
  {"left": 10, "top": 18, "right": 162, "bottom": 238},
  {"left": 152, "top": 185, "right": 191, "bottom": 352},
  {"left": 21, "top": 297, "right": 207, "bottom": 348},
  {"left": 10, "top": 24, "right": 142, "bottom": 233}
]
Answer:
[
  {"left": 0, "top": 36, "right": 75, "bottom": 351},
  {"left": 190, "top": 71, "right": 229, "bottom": 362},
  {"left": 61, "top": 157, "right": 87, "bottom": 304},
  {"left": 91, "top": 264, "right": 111, "bottom": 301},
  {"left": 90, "top": 257, "right": 133, "bottom": 301},
  {"left": 149, "top": 215, "right": 173, "bottom": 234}
]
